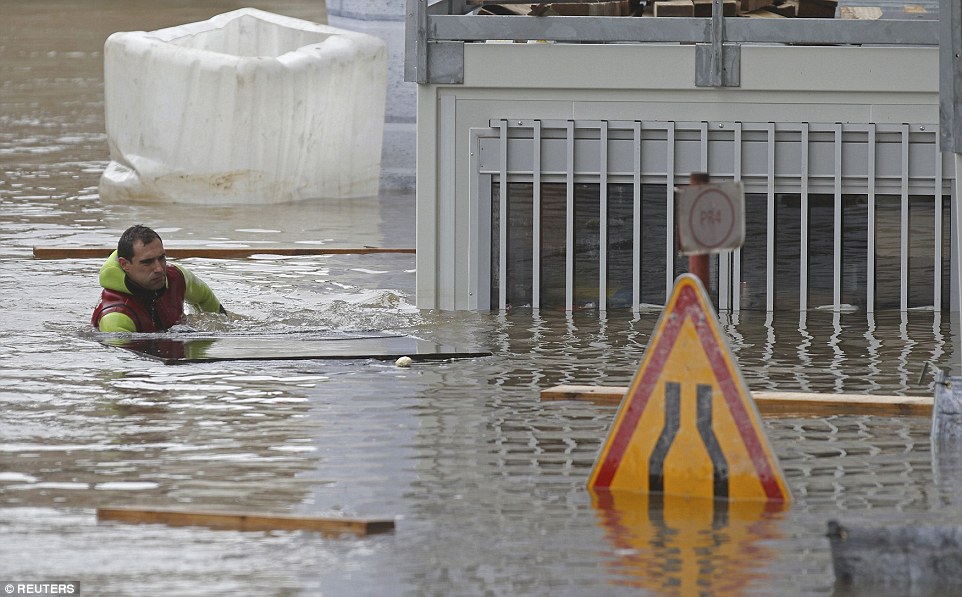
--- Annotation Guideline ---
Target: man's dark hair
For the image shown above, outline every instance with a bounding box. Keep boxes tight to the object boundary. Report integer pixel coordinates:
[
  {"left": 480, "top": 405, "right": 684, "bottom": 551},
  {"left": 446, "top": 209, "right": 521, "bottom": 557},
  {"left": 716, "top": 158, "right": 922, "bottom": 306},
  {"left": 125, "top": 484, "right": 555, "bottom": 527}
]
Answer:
[{"left": 117, "top": 225, "right": 162, "bottom": 260}]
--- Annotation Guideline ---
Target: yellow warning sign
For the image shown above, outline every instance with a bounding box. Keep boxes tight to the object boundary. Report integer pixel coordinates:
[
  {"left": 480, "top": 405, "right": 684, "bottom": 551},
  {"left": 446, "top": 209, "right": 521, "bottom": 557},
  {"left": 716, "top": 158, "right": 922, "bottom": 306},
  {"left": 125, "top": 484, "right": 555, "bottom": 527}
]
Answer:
[{"left": 587, "top": 274, "right": 791, "bottom": 503}]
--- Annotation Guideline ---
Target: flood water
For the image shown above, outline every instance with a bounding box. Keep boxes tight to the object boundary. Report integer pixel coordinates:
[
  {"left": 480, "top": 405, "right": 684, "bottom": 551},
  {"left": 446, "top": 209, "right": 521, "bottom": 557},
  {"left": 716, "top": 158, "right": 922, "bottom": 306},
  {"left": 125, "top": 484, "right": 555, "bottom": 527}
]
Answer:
[{"left": 3, "top": 2, "right": 962, "bottom": 596}]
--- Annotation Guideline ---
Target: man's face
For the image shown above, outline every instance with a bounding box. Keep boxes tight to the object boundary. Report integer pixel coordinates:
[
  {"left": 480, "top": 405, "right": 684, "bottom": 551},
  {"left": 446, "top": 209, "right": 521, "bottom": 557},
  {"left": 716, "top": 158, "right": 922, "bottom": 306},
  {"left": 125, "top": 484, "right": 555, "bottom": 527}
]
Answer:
[{"left": 120, "top": 238, "right": 167, "bottom": 291}]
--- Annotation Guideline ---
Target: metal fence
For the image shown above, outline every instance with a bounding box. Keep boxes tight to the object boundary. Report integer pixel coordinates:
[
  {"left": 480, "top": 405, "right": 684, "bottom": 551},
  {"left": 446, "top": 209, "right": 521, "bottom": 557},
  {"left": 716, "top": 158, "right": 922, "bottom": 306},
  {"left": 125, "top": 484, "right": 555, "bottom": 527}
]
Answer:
[{"left": 469, "top": 119, "right": 954, "bottom": 312}]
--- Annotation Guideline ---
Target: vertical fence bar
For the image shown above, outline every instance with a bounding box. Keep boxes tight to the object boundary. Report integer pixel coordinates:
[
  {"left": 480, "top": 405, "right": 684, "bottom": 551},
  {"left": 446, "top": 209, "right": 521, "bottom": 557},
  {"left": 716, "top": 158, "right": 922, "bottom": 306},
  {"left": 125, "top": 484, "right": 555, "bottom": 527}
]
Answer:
[
  {"left": 834, "top": 123, "right": 843, "bottom": 310},
  {"left": 700, "top": 122, "right": 710, "bottom": 170},
  {"left": 901, "top": 124, "right": 910, "bottom": 311},
  {"left": 732, "top": 122, "right": 743, "bottom": 312},
  {"left": 499, "top": 119, "right": 508, "bottom": 310},
  {"left": 719, "top": 185, "right": 731, "bottom": 307},
  {"left": 468, "top": 128, "right": 481, "bottom": 309},
  {"left": 666, "top": 122, "right": 676, "bottom": 302},
  {"left": 700, "top": 122, "right": 721, "bottom": 307},
  {"left": 439, "top": 95, "right": 458, "bottom": 310},
  {"left": 600, "top": 121, "right": 609, "bottom": 311},
  {"left": 767, "top": 122, "right": 776, "bottom": 312},
  {"left": 867, "top": 125, "right": 877, "bottom": 314},
  {"left": 533, "top": 120, "right": 542, "bottom": 310},
  {"left": 566, "top": 120, "right": 575, "bottom": 311},
  {"left": 633, "top": 121, "right": 642, "bottom": 311},
  {"left": 800, "top": 124, "right": 810, "bottom": 311},
  {"left": 478, "top": 175, "right": 492, "bottom": 310},
  {"left": 935, "top": 129, "right": 943, "bottom": 311},
  {"left": 955, "top": 154, "right": 962, "bottom": 321}
]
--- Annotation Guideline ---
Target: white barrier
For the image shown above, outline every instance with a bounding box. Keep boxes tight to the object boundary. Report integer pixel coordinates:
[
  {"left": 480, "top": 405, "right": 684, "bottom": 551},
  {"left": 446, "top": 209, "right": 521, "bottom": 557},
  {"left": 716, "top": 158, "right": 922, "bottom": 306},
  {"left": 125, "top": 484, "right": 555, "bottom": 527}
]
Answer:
[{"left": 100, "top": 8, "right": 387, "bottom": 204}]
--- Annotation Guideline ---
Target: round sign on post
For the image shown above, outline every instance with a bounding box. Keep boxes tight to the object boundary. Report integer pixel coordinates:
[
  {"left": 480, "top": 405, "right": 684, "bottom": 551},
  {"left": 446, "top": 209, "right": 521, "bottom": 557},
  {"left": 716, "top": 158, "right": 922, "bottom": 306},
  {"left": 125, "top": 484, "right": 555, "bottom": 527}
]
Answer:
[{"left": 676, "top": 181, "right": 745, "bottom": 255}]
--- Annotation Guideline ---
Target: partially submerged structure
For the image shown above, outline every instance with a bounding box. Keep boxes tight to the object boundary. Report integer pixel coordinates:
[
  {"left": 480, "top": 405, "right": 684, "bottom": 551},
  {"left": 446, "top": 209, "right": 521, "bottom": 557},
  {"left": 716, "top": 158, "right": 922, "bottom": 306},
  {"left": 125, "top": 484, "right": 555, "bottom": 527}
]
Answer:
[
  {"left": 102, "top": 8, "right": 387, "bottom": 205},
  {"left": 406, "top": 0, "right": 952, "bottom": 312}
]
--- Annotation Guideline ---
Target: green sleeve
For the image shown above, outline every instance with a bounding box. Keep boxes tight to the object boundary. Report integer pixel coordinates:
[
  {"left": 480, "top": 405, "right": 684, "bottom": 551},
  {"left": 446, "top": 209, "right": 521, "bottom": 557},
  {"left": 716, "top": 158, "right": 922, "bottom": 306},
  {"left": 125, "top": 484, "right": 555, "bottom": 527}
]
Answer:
[
  {"left": 176, "top": 264, "right": 223, "bottom": 313},
  {"left": 98, "top": 311, "right": 138, "bottom": 333}
]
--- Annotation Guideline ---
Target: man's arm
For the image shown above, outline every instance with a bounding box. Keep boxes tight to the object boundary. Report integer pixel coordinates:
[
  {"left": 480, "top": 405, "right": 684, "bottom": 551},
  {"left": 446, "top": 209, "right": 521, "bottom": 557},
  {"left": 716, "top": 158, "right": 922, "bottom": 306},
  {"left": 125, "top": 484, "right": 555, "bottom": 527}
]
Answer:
[
  {"left": 97, "top": 311, "right": 138, "bottom": 333},
  {"left": 176, "top": 265, "right": 223, "bottom": 313},
  {"left": 176, "top": 265, "right": 224, "bottom": 313}
]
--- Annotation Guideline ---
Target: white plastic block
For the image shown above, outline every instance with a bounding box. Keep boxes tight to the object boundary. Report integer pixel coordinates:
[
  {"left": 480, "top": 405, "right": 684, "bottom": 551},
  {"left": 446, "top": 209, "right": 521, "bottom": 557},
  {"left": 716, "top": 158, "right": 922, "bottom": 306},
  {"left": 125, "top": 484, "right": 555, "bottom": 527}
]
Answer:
[{"left": 100, "top": 8, "right": 387, "bottom": 204}]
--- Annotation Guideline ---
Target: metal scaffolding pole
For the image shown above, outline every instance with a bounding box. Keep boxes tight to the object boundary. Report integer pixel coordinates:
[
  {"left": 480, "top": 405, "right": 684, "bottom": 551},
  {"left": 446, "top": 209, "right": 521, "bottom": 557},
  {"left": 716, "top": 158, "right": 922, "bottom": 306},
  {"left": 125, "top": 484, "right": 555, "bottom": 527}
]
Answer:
[{"left": 941, "top": 0, "right": 962, "bottom": 369}]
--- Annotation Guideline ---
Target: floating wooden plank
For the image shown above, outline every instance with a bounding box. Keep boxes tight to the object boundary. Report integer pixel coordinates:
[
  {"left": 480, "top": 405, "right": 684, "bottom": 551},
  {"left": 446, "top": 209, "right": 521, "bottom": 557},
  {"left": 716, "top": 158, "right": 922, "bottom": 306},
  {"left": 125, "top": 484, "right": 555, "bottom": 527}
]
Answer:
[
  {"left": 100, "top": 333, "right": 492, "bottom": 365},
  {"left": 542, "top": 384, "right": 626, "bottom": 403},
  {"left": 749, "top": 391, "right": 931, "bottom": 416},
  {"left": 541, "top": 384, "right": 932, "bottom": 416},
  {"left": 33, "top": 246, "right": 415, "bottom": 259},
  {"left": 97, "top": 507, "right": 394, "bottom": 536}
]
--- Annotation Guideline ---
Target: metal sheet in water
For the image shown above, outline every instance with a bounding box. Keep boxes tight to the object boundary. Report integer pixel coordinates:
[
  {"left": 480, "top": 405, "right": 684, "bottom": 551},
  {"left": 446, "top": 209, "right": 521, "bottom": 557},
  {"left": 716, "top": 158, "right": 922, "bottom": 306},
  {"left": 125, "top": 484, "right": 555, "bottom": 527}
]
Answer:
[{"left": 99, "top": 334, "right": 491, "bottom": 364}]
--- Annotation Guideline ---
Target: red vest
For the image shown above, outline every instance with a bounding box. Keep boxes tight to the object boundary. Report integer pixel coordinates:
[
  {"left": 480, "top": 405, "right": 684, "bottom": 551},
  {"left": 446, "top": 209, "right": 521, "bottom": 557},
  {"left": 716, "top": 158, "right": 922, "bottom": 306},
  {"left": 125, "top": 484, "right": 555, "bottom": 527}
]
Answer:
[{"left": 91, "top": 265, "right": 187, "bottom": 332}]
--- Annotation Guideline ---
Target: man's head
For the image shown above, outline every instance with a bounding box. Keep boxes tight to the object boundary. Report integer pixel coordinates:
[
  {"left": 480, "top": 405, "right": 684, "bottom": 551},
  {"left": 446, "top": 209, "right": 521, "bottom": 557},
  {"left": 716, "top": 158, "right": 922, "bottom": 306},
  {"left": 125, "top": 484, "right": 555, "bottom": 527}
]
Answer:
[{"left": 117, "top": 225, "right": 167, "bottom": 291}]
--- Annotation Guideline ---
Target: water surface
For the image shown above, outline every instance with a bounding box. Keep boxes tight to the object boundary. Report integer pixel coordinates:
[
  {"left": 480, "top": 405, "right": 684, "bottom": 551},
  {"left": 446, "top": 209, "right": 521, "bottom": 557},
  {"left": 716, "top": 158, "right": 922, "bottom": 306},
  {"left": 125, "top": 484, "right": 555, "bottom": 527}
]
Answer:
[{"left": 2, "top": 2, "right": 960, "bottom": 596}]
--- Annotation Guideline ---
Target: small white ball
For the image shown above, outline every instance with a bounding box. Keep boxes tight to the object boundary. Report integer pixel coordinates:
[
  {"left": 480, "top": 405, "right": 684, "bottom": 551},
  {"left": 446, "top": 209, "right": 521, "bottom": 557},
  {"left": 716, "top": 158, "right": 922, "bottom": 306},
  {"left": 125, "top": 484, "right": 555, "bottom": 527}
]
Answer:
[{"left": 395, "top": 356, "right": 413, "bottom": 367}]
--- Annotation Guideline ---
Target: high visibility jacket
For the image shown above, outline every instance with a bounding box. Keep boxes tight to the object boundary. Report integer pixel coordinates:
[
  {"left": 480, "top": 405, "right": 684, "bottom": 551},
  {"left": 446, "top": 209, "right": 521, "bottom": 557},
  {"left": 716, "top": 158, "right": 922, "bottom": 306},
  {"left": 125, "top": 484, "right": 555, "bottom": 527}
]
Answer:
[{"left": 91, "top": 250, "right": 222, "bottom": 332}]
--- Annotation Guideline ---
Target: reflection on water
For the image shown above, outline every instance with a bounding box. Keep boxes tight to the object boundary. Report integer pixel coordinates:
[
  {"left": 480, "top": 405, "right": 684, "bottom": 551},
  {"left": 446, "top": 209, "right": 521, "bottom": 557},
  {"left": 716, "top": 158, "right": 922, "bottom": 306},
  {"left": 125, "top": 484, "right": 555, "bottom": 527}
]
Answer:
[
  {"left": 592, "top": 491, "right": 786, "bottom": 594},
  {"left": 3, "top": 1, "right": 962, "bottom": 595},
  {"left": 480, "top": 308, "right": 957, "bottom": 397}
]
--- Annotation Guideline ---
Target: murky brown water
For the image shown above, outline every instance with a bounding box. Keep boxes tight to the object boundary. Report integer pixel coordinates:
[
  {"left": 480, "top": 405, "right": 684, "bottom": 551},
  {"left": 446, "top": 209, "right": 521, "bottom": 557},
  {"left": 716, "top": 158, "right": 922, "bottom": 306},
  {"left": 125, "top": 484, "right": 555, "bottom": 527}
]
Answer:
[{"left": 3, "top": 2, "right": 962, "bottom": 595}]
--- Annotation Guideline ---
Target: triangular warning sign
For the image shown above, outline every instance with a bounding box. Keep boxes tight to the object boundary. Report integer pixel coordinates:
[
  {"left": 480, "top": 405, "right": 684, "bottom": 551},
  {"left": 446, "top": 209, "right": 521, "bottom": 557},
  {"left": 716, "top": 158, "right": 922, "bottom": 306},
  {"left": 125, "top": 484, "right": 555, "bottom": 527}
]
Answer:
[{"left": 588, "top": 274, "right": 791, "bottom": 503}]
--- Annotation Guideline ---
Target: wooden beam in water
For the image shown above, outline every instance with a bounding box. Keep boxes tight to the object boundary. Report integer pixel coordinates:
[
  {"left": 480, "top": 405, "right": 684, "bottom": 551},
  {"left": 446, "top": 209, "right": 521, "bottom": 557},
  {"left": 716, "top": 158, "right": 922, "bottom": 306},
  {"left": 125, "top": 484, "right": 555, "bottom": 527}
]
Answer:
[
  {"left": 97, "top": 506, "right": 395, "bottom": 536},
  {"left": 540, "top": 384, "right": 933, "bottom": 416},
  {"left": 33, "top": 246, "right": 416, "bottom": 259}
]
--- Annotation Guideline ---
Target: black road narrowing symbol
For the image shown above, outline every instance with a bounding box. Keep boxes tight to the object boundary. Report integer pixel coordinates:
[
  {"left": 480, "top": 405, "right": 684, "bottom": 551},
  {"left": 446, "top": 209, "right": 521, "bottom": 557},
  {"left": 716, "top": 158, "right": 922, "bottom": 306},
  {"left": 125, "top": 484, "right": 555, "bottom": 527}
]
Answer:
[{"left": 648, "top": 382, "right": 730, "bottom": 498}]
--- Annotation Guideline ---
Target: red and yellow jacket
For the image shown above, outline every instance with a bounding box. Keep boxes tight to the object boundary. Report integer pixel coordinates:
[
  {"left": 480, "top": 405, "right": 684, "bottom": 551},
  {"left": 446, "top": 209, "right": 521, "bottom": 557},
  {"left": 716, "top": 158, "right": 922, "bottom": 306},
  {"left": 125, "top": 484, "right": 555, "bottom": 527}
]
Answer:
[{"left": 91, "top": 250, "right": 222, "bottom": 332}]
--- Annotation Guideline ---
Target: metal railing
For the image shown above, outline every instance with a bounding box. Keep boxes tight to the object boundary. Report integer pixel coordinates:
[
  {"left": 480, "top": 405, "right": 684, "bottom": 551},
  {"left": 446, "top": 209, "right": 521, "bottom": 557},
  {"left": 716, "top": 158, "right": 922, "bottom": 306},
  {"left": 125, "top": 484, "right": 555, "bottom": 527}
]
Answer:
[
  {"left": 469, "top": 119, "right": 952, "bottom": 312},
  {"left": 405, "top": 0, "right": 940, "bottom": 85}
]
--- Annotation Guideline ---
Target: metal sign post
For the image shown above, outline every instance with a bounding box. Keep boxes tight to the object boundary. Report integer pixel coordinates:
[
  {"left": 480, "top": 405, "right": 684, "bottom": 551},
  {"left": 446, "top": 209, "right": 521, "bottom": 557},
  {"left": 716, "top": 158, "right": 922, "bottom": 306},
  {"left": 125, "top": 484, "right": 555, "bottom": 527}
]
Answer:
[
  {"left": 940, "top": 0, "right": 962, "bottom": 155},
  {"left": 941, "top": 0, "right": 962, "bottom": 371}
]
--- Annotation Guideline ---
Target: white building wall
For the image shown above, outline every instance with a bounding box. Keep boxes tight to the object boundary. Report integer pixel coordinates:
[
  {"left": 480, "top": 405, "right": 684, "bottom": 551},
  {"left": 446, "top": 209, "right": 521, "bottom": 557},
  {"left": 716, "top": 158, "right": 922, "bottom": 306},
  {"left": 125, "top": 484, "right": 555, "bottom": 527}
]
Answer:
[{"left": 416, "top": 42, "right": 942, "bottom": 310}]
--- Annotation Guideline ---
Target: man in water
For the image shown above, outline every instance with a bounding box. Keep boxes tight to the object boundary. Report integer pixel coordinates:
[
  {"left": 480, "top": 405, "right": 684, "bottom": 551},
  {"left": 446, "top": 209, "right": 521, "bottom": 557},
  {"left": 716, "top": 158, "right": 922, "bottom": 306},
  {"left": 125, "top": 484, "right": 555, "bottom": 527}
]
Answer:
[{"left": 91, "top": 225, "right": 225, "bottom": 332}]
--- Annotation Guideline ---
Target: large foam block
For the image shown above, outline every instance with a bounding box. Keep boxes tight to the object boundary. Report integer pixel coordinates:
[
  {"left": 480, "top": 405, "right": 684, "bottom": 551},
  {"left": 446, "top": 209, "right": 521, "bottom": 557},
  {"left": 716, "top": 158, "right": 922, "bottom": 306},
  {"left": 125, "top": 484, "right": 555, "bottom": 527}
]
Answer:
[{"left": 100, "top": 8, "right": 387, "bottom": 204}]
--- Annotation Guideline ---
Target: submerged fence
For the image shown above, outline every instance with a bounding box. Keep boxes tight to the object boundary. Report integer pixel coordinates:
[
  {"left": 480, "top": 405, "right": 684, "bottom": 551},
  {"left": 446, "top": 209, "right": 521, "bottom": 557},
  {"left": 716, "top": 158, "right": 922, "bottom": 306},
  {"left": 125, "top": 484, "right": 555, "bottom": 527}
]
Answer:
[{"left": 469, "top": 119, "right": 953, "bottom": 312}]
